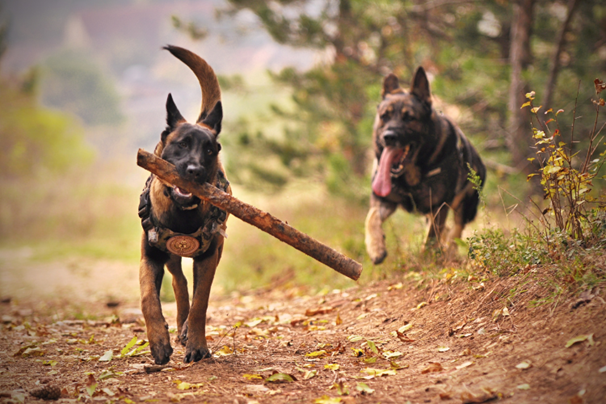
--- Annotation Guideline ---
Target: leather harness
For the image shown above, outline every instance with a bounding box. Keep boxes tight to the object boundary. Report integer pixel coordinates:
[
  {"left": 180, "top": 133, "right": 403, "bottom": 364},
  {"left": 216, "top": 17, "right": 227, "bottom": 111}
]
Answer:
[{"left": 138, "top": 171, "right": 229, "bottom": 258}]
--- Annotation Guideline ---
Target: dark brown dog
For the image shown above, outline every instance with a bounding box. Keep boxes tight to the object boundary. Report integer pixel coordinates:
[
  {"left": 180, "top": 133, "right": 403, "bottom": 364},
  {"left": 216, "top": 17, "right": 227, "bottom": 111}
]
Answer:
[
  {"left": 365, "top": 67, "right": 486, "bottom": 264},
  {"left": 137, "top": 45, "right": 230, "bottom": 364}
]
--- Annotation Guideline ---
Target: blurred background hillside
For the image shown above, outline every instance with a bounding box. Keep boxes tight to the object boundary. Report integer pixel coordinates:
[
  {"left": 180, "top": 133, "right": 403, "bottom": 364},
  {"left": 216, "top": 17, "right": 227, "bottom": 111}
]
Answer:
[{"left": 0, "top": 0, "right": 605, "bottom": 305}]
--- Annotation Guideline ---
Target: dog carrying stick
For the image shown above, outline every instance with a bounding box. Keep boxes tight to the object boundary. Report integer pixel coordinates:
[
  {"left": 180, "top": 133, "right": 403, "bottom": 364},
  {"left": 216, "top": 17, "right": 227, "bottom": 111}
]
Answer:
[{"left": 137, "top": 149, "right": 363, "bottom": 281}]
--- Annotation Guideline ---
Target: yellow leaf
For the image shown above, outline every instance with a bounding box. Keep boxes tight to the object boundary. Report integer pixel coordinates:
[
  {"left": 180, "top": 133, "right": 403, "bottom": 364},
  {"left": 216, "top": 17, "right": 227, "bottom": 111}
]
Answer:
[
  {"left": 324, "top": 364, "right": 340, "bottom": 371},
  {"left": 242, "top": 374, "right": 263, "bottom": 380},
  {"left": 214, "top": 346, "right": 234, "bottom": 356},
  {"left": 304, "top": 370, "right": 317, "bottom": 380},
  {"left": 520, "top": 101, "right": 531, "bottom": 109},
  {"left": 305, "top": 350, "right": 327, "bottom": 358}
]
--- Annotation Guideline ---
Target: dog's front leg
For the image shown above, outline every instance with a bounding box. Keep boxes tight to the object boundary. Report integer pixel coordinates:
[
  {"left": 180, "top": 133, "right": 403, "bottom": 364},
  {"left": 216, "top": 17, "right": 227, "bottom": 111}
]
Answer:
[
  {"left": 140, "top": 248, "right": 173, "bottom": 365},
  {"left": 183, "top": 239, "right": 223, "bottom": 363},
  {"left": 166, "top": 255, "right": 189, "bottom": 345},
  {"left": 365, "top": 195, "right": 397, "bottom": 264}
]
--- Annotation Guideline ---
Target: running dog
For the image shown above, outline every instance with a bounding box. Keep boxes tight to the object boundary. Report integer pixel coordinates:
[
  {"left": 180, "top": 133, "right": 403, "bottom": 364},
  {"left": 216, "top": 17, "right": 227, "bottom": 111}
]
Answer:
[
  {"left": 138, "top": 45, "right": 230, "bottom": 364},
  {"left": 365, "top": 67, "right": 486, "bottom": 264}
]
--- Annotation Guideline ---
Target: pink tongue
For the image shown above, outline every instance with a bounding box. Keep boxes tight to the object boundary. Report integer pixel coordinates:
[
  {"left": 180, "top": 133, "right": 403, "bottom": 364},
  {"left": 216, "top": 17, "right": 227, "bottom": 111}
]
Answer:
[{"left": 372, "top": 147, "right": 402, "bottom": 197}]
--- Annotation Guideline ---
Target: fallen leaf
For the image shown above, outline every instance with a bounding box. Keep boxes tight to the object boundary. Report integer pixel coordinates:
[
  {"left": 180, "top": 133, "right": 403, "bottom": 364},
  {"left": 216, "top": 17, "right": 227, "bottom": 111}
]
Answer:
[
  {"left": 22, "top": 347, "right": 45, "bottom": 357},
  {"left": 335, "top": 314, "right": 342, "bottom": 326},
  {"left": 365, "top": 340, "right": 378, "bottom": 354},
  {"left": 421, "top": 362, "right": 443, "bottom": 374},
  {"left": 99, "top": 350, "right": 113, "bottom": 362},
  {"left": 460, "top": 391, "right": 498, "bottom": 403},
  {"left": 266, "top": 373, "right": 296, "bottom": 383},
  {"left": 304, "top": 370, "right": 317, "bottom": 380},
  {"left": 351, "top": 348, "right": 364, "bottom": 357},
  {"left": 415, "top": 302, "right": 428, "bottom": 309},
  {"left": 383, "top": 351, "right": 403, "bottom": 359},
  {"left": 516, "top": 361, "right": 532, "bottom": 370},
  {"left": 360, "top": 368, "right": 397, "bottom": 378},
  {"left": 314, "top": 396, "right": 342, "bottom": 404},
  {"left": 565, "top": 334, "right": 594, "bottom": 348},
  {"left": 347, "top": 335, "right": 363, "bottom": 342},
  {"left": 242, "top": 374, "right": 263, "bottom": 380},
  {"left": 395, "top": 330, "right": 415, "bottom": 343},
  {"left": 306, "top": 307, "right": 334, "bottom": 316},
  {"left": 599, "top": 366, "right": 606, "bottom": 373},
  {"left": 438, "top": 346, "right": 450, "bottom": 352},
  {"left": 439, "top": 392, "right": 453, "bottom": 400},
  {"left": 120, "top": 336, "right": 138, "bottom": 356},
  {"left": 388, "top": 283, "right": 403, "bottom": 291},
  {"left": 356, "top": 382, "right": 374, "bottom": 394},
  {"left": 85, "top": 374, "right": 97, "bottom": 397},
  {"left": 398, "top": 324, "right": 413, "bottom": 333},
  {"left": 306, "top": 350, "right": 327, "bottom": 358},
  {"left": 456, "top": 361, "right": 474, "bottom": 370},
  {"left": 214, "top": 345, "right": 234, "bottom": 356},
  {"left": 516, "top": 384, "right": 530, "bottom": 390},
  {"left": 324, "top": 364, "right": 340, "bottom": 371}
]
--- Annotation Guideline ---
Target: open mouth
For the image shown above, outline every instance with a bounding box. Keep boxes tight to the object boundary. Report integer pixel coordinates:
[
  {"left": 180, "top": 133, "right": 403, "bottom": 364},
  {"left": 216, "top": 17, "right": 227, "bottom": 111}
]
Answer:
[
  {"left": 389, "top": 144, "right": 411, "bottom": 176},
  {"left": 173, "top": 186, "right": 192, "bottom": 198},
  {"left": 169, "top": 186, "right": 199, "bottom": 209},
  {"left": 372, "top": 144, "right": 414, "bottom": 198}
]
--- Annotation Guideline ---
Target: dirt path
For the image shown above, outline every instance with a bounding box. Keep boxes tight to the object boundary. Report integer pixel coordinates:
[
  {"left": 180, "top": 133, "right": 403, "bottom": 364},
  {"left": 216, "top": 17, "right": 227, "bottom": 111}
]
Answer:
[{"left": 0, "top": 258, "right": 605, "bottom": 404}]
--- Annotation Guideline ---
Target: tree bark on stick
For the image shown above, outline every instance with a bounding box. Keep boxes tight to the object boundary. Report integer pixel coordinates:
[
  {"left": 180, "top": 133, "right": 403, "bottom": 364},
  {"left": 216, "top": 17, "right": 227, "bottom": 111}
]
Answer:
[{"left": 137, "top": 149, "right": 363, "bottom": 281}]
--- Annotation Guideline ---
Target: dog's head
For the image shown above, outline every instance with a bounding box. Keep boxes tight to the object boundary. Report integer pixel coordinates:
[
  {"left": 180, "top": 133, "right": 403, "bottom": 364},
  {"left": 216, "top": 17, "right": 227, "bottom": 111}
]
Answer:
[
  {"left": 372, "top": 67, "right": 433, "bottom": 197},
  {"left": 154, "top": 46, "right": 223, "bottom": 209}
]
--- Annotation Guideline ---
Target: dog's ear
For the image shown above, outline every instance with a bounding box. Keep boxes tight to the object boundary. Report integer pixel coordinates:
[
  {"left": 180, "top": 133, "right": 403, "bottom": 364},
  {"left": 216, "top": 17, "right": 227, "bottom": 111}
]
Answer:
[
  {"left": 165, "top": 93, "right": 185, "bottom": 131},
  {"left": 410, "top": 67, "right": 431, "bottom": 106},
  {"left": 200, "top": 101, "right": 223, "bottom": 136},
  {"left": 381, "top": 74, "right": 400, "bottom": 98}
]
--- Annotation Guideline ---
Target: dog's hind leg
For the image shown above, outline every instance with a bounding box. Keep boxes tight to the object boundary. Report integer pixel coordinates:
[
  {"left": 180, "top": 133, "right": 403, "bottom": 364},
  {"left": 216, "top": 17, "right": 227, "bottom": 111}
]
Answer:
[
  {"left": 365, "top": 196, "right": 397, "bottom": 265},
  {"left": 140, "top": 246, "right": 173, "bottom": 365},
  {"left": 425, "top": 204, "right": 449, "bottom": 249},
  {"left": 166, "top": 255, "right": 189, "bottom": 346},
  {"left": 449, "top": 183, "right": 480, "bottom": 247},
  {"left": 183, "top": 238, "right": 224, "bottom": 363}
]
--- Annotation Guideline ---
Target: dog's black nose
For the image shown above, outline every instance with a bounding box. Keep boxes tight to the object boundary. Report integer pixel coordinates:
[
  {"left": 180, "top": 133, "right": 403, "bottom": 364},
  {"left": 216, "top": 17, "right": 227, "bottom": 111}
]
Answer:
[
  {"left": 383, "top": 131, "right": 398, "bottom": 146},
  {"left": 186, "top": 164, "right": 205, "bottom": 180}
]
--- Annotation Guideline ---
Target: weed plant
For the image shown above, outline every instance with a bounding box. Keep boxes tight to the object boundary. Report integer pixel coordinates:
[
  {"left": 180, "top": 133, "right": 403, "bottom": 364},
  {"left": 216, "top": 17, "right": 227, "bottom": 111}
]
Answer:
[{"left": 469, "top": 79, "right": 606, "bottom": 289}]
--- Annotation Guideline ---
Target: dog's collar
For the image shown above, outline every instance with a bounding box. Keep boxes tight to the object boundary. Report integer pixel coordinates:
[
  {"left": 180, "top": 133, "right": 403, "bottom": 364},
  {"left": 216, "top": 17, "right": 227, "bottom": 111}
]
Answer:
[{"left": 138, "top": 170, "right": 229, "bottom": 258}]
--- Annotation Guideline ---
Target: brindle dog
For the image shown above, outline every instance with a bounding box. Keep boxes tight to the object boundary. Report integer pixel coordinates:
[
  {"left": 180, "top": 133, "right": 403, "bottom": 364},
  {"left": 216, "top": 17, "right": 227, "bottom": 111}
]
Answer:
[
  {"left": 138, "top": 45, "right": 230, "bottom": 364},
  {"left": 365, "top": 67, "right": 486, "bottom": 264}
]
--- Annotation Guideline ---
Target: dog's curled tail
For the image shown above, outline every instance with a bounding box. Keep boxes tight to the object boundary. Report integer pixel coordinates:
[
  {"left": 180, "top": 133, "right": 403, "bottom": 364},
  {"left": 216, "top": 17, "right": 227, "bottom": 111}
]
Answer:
[{"left": 163, "top": 45, "right": 221, "bottom": 124}]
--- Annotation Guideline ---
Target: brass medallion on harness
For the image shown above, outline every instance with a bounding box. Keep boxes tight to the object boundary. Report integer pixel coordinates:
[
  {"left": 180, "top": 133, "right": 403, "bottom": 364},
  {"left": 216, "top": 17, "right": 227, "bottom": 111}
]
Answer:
[{"left": 166, "top": 235, "right": 200, "bottom": 257}]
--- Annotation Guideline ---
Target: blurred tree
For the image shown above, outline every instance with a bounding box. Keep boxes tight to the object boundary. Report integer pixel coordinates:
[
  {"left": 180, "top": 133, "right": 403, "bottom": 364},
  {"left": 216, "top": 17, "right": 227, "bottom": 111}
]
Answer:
[
  {"left": 40, "top": 49, "right": 124, "bottom": 126},
  {"left": 192, "top": 0, "right": 606, "bottom": 199},
  {"left": 0, "top": 25, "right": 93, "bottom": 179}
]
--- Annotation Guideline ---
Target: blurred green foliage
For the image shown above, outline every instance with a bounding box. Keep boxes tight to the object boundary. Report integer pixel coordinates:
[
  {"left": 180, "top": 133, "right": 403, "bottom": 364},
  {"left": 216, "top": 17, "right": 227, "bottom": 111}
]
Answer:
[
  {"left": 214, "top": 0, "right": 606, "bottom": 203},
  {"left": 0, "top": 80, "right": 94, "bottom": 178},
  {"left": 40, "top": 49, "right": 124, "bottom": 126}
]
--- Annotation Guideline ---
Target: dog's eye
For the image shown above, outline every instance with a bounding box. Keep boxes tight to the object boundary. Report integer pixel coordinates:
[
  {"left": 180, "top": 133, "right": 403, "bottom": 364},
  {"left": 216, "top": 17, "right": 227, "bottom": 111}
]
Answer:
[
  {"left": 206, "top": 148, "right": 213, "bottom": 156},
  {"left": 179, "top": 141, "right": 188, "bottom": 149},
  {"left": 381, "top": 112, "right": 391, "bottom": 121}
]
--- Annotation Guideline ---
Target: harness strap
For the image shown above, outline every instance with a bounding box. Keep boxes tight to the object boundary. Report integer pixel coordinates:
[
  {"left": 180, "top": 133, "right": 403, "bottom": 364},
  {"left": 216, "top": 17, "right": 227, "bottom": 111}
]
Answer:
[{"left": 138, "top": 171, "right": 229, "bottom": 258}]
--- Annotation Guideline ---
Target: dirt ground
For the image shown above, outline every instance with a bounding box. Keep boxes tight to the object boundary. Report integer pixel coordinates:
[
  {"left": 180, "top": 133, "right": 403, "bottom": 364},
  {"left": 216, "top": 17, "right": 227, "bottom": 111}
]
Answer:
[{"left": 0, "top": 254, "right": 605, "bottom": 404}]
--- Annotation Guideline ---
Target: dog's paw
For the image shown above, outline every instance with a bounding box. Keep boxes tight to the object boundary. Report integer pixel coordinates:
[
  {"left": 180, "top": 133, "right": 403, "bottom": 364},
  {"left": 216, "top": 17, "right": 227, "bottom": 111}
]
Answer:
[
  {"left": 371, "top": 250, "right": 387, "bottom": 265},
  {"left": 150, "top": 339, "right": 173, "bottom": 365},
  {"left": 177, "top": 321, "right": 188, "bottom": 346},
  {"left": 183, "top": 346, "right": 211, "bottom": 363}
]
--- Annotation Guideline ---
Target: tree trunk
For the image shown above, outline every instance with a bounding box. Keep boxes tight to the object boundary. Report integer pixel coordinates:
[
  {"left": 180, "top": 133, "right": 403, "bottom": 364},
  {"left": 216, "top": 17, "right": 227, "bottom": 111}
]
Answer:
[
  {"left": 542, "top": 0, "right": 580, "bottom": 112},
  {"left": 506, "top": 0, "right": 536, "bottom": 172}
]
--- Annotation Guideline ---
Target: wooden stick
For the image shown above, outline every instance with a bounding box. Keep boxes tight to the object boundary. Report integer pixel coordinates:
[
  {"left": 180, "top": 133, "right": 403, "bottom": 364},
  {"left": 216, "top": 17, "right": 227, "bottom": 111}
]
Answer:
[{"left": 137, "top": 149, "right": 363, "bottom": 281}]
